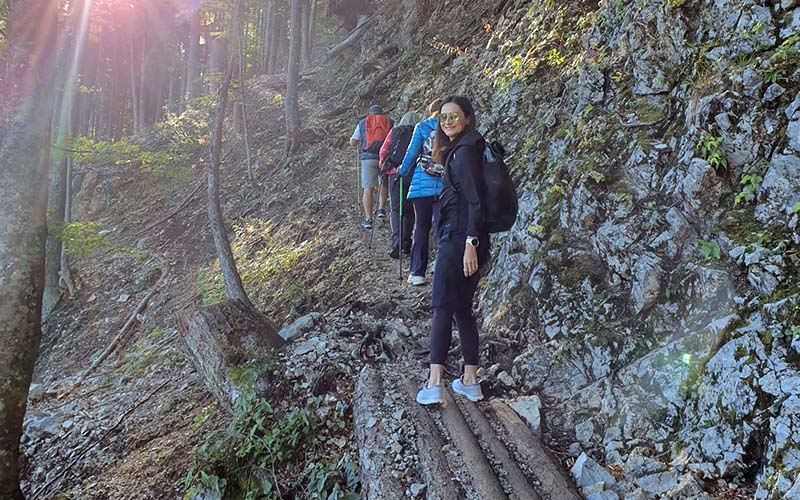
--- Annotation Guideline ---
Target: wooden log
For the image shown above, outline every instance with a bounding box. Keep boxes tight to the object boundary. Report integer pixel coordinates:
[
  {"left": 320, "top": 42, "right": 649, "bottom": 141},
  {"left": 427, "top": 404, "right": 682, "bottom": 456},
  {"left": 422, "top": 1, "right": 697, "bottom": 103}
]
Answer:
[
  {"left": 489, "top": 401, "right": 583, "bottom": 500},
  {"left": 178, "top": 299, "right": 284, "bottom": 413},
  {"left": 353, "top": 366, "right": 406, "bottom": 500},
  {"left": 455, "top": 397, "right": 542, "bottom": 500},
  {"left": 325, "top": 15, "right": 375, "bottom": 60},
  {"left": 401, "top": 379, "right": 465, "bottom": 500},
  {"left": 439, "top": 389, "right": 508, "bottom": 500}
]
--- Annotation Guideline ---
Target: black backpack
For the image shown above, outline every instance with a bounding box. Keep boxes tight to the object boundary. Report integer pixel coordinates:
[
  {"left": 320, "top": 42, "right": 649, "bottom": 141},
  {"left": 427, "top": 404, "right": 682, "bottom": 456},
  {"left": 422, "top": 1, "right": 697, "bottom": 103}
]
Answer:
[
  {"left": 447, "top": 141, "right": 518, "bottom": 233},
  {"left": 381, "top": 125, "right": 413, "bottom": 174}
]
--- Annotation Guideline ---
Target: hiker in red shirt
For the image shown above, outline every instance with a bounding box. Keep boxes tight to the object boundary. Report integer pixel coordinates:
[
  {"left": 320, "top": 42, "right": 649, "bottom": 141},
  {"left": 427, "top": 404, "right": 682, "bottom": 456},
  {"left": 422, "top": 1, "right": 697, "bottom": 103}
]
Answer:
[{"left": 350, "top": 105, "right": 393, "bottom": 229}]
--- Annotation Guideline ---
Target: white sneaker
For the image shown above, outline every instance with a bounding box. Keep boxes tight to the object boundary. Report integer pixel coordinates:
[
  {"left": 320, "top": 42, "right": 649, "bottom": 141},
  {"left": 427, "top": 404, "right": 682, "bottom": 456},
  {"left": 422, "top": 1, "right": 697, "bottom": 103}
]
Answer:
[
  {"left": 416, "top": 383, "right": 444, "bottom": 405},
  {"left": 452, "top": 378, "right": 484, "bottom": 402},
  {"left": 407, "top": 274, "right": 426, "bottom": 286}
]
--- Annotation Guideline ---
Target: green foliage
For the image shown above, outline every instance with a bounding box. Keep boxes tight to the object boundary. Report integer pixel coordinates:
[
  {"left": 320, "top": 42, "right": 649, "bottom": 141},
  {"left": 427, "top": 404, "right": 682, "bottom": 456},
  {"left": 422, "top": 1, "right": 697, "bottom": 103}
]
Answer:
[
  {"left": 67, "top": 135, "right": 192, "bottom": 181},
  {"left": 697, "top": 239, "right": 721, "bottom": 261},
  {"left": 59, "top": 221, "right": 109, "bottom": 258},
  {"left": 666, "top": 0, "right": 688, "bottom": 7},
  {"left": 197, "top": 220, "right": 313, "bottom": 315},
  {"left": 733, "top": 174, "right": 763, "bottom": 207},
  {"left": 791, "top": 201, "right": 800, "bottom": 214},
  {"left": 764, "top": 33, "right": 800, "bottom": 84},
  {"left": 546, "top": 48, "right": 566, "bottom": 66},
  {"left": 697, "top": 134, "right": 728, "bottom": 173},
  {"left": 184, "top": 387, "right": 359, "bottom": 500}
]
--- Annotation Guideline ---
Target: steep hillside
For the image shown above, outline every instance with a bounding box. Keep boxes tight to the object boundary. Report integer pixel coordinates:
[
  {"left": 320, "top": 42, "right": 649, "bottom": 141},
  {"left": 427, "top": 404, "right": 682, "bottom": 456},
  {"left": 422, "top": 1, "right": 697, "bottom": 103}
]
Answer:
[{"left": 20, "top": 0, "right": 800, "bottom": 499}]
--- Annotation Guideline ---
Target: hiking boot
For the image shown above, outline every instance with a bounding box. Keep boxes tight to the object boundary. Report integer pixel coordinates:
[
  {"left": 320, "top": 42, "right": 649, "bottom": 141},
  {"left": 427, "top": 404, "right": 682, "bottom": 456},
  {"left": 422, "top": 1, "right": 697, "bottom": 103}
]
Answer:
[
  {"left": 376, "top": 208, "right": 387, "bottom": 219},
  {"left": 360, "top": 218, "right": 373, "bottom": 229},
  {"left": 452, "top": 378, "right": 484, "bottom": 402},
  {"left": 416, "top": 383, "right": 444, "bottom": 405},
  {"left": 407, "top": 274, "right": 426, "bottom": 286},
  {"left": 388, "top": 246, "right": 400, "bottom": 259}
]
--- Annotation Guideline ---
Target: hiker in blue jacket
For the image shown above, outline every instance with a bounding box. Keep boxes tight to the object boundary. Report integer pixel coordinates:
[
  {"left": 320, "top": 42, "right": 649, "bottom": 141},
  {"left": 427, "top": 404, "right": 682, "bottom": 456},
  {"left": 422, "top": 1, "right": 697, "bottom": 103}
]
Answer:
[{"left": 398, "top": 98, "right": 443, "bottom": 286}]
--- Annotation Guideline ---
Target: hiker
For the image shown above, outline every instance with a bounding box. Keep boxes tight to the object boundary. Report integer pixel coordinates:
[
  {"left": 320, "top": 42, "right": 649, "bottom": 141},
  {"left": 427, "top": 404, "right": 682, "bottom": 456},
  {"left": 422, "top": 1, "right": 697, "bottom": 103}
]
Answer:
[
  {"left": 415, "top": 96, "right": 490, "bottom": 405},
  {"left": 350, "top": 105, "right": 393, "bottom": 229},
  {"left": 379, "top": 111, "right": 422, "bottom": 258},
  {"left": 397, "top": 98, "right": 443, "bottom": 285}
]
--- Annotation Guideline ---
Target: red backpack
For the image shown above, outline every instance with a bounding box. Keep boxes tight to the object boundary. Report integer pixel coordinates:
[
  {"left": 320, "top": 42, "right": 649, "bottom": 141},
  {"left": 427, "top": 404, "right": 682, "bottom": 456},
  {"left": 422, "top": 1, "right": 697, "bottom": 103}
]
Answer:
[{"left": 364, "top": 114, "right": 391, "bottom": 154}]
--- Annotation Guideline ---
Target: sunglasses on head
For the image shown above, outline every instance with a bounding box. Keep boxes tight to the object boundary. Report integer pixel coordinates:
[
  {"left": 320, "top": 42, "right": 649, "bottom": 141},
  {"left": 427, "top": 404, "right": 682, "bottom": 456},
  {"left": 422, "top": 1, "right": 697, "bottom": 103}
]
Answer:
[{"left": 439, "top": 112, "right": 462, "bottom": 123}]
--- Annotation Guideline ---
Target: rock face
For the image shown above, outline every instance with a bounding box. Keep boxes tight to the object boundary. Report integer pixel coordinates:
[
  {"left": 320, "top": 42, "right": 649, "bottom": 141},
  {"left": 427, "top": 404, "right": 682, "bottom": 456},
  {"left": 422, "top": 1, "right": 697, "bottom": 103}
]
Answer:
[{"left": 372, "top": 0, "right": 800, "bottom": 495}]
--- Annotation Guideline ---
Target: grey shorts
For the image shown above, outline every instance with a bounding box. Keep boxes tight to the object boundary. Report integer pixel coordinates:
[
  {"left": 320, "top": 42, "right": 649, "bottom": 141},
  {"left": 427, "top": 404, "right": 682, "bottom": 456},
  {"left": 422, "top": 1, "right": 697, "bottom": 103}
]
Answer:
[{"left": 361, "top": 159, "right": 379, "bottom": 188}]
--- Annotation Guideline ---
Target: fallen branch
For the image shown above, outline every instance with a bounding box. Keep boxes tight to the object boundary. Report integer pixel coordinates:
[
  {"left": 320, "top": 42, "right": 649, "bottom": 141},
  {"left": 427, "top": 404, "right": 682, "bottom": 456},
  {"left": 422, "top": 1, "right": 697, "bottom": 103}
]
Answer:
[
  {"left": 359, "top": 60, "right": 402, "bottom": 99},
  {"left": 32, "top": 379, "right": 171, "bottom": 500},
  {"left": 326, "top": 16, "right": 376, "bottom": 60},
  {"left": 70, "top": 266, "right": 169, "bottom": 390},
  {"left": 134, "top": 181, "right": 204, "bottom": 237}
]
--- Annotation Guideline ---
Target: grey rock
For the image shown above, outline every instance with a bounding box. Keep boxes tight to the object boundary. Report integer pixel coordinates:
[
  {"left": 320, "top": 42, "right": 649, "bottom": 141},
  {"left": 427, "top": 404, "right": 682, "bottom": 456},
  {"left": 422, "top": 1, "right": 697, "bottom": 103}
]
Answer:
[
  {"left": 572, "top": 452, "right": 617, "bottom": 488},
  {"left": 28, "top": 383, "right": 44, "bottom": 402},
  {"left": 635, "top": 470, "right": 679, "bottom": 495},
  {"left": 742, "top": 67, "right": 762, "bottom": 97},
  {"left": 631, "top": 252, "right": 663, "bottom": 314},
  {"left": 782, "top": 0, "right": 799, "bottom": 9},
  {"left": 781, "top": 8, "right": 800, "bottom": 39},
  {"left": 625, "top": 451, "right": 666, "bottom": 477},
  {"left": 497, "top": 371, "right": 515, "bottom": 387},
  {"left": 409, "top": 483, "right": 425, "bottom": 497},
  {"left": 507, "top": 395, "right": 542, "bottom": 435},
  {"left": 764, "top": 83, "right": 786, "bottom": 102},
  {"left": 25, "top": 414, "right": 61, "bottom": 439},
  {"left": 787, "top": 92, "right": 800, "bottom": 121},
  {"left": 788, "top": 120, "right": 800, "bottom": 152},
  {"left": 586, "top": 488, "right": 620, "bottom": 500},
  {"left": 677, "top": 158, "right": 721, "bottom": 216},
  {"left": 756, "top": 154, "right": 800, "bottom": 224},
  {"left": 279, "top": 312, "right": 323, "bottom": 342},
  {"left": 576, "top": 418, "right": 595, "bottom": 444}
]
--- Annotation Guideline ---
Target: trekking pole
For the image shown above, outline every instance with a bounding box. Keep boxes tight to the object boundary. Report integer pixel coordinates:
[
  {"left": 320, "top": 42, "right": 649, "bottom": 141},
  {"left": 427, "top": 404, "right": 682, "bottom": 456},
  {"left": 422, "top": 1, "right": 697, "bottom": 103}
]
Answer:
[
  {"left": 399, "top": 176, "right": 404, "bottom": 281},
  {"left": 356, "top": 148, "right": 361, "bottom": 215}
]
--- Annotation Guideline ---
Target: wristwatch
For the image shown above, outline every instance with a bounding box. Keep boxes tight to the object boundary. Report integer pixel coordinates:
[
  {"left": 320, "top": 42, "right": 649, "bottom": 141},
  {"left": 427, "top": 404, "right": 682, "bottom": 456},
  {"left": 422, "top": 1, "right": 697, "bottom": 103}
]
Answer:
[{"left": 466, "top": 237, "right": 479, "bottom": 247}]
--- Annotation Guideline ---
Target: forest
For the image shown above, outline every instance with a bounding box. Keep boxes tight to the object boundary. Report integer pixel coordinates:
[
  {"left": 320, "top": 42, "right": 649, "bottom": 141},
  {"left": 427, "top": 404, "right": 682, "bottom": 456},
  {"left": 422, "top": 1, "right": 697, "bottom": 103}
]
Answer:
[{"left": 1, "top": 0, "right": 799, "bottom": 499}]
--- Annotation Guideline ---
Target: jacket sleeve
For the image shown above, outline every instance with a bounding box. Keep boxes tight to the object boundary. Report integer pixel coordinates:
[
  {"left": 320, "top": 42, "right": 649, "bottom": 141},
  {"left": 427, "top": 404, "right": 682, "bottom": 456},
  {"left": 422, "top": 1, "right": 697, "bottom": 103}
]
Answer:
[
  {"left": 399, "top": 123, "right": 425, "bottom": 177},
  {"left": 452, "top": 145, "right": 484, "bottom": 236},
  {"left": 379, "top": 128, "right": 394, "bottom": 166}
]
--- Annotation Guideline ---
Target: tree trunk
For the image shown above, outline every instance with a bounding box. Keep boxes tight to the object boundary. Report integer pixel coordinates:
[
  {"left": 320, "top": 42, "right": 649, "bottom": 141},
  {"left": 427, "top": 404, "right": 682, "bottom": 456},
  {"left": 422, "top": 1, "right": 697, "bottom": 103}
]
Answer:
[
  {"left": 301, "top": 0, "right": 310, "bottom": 66},
  {"left": 178, "top": 300, "right": 284, "bottom": 413},
  {"left": 184, "top": 9, "right": 202, "bottom": 102},
  {"left": 267, "top": 8, "right": 282, "bottom": 74},
  {"left": 208, "top": 55, "right": 251, "bottom": 306},
  {"left": 284, "top": 0, "right": 302, "bottom": 156},
  {"left": 306, "top": 0, "right": 317, "bottom": 63},
  {"left": 0, "top": 1, "right": 59, "bottom": 497},
  {"left": 130, "top": 37, "right": 140, "bottom": 133},
  {"left": 235, "top": 0, "right": 255, "bottom": 184}
]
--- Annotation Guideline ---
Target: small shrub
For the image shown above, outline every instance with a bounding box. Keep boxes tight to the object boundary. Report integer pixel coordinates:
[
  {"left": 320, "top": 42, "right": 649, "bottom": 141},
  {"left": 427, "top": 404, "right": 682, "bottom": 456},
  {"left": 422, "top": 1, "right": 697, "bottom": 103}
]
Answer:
[
  {"left": 697, "top": 239, "right": 721, "bottom": 260},
  {"left": 59, "top": 221, "right": 109, "bottom": 258},
  {"left": 733, "top": 174, "right": 763, "bottom": 207},
  {"left": 697, "top": 134, "right": 728, "bottom": 173}
]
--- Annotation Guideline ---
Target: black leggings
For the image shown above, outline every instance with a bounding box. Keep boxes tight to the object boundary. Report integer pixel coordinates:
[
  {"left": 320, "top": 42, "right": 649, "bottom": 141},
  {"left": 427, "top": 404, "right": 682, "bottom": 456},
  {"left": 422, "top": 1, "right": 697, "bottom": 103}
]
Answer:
[{"left": 430, "top": 305, "right": 479, "bottom": 366}]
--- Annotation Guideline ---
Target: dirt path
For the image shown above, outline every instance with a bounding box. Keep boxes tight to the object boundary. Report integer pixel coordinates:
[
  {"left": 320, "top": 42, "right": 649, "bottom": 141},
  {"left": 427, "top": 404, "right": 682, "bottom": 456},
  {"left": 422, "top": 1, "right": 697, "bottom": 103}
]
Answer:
[{"left": 335, "top": 202, "right": 581, "bottom": 499}]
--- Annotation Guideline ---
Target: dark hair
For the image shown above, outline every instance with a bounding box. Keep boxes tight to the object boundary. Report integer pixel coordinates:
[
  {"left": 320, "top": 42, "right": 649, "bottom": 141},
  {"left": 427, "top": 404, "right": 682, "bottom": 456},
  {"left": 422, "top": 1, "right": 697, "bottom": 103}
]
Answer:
[
  {"left": 427, "top": 98, "right": 443, "bottom": 117},
  {"left": 432, "top": 95, "right": 476, "bottom": 165}
]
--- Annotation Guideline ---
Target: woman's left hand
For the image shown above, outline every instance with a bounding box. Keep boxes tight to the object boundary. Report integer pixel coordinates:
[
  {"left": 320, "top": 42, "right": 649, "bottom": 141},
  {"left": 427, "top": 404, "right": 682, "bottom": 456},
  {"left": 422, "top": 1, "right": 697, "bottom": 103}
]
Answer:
[{"left": 463, "top": 244, "right": 478, "bottom": 277}]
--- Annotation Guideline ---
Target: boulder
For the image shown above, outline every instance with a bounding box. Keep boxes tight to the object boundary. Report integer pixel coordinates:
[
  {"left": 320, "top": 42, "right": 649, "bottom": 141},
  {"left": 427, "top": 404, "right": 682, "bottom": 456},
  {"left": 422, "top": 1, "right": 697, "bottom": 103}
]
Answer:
[{"left": 278, "top": 312, "right": 323, "bottom": 341}]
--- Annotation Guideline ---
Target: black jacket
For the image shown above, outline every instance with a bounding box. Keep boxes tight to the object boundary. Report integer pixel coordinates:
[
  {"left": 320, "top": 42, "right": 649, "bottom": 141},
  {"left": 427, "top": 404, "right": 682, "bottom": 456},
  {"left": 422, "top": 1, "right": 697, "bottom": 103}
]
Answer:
[{"left": 440, "top": 129, "right": 486, "bottom": 237}]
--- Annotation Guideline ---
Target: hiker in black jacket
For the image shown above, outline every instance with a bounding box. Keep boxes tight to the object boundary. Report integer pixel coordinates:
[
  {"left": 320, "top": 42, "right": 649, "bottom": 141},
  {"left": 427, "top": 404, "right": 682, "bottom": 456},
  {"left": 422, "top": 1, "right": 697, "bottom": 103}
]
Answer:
[{"left": 415, "top": 96, "right": 490, "bottom": 405}]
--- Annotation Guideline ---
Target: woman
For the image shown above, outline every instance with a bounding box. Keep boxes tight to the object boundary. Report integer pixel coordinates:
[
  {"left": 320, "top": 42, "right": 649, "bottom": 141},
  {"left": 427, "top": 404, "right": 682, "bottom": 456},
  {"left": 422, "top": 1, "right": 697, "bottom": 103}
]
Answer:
[
  {"left": 379, "top": 111, "right": 422, "bottom": 258},
  {"left": 398, "top": 99, "right": 444, "bottom": 286},
  {"left": 416, "top": 96, "right": 490, "bottom": 405}
]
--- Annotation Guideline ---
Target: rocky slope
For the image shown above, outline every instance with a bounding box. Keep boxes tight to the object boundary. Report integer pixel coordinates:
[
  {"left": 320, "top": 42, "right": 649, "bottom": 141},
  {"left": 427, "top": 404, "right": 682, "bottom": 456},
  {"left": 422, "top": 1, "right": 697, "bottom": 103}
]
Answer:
[{"left": 346, "top": 0, "right": 799, "bottom": 497}]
